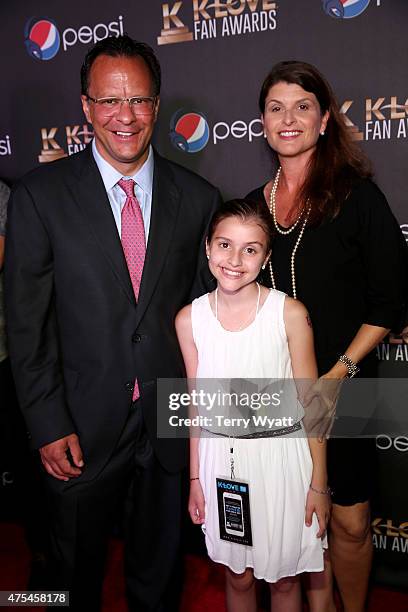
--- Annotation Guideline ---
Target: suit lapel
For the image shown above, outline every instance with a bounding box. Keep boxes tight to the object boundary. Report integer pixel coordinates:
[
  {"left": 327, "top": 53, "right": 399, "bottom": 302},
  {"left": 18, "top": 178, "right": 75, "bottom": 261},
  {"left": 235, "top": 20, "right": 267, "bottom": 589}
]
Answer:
[
  {"left": 72, "top": 148, "right": 136, "bottom": 307},
  {"left": 134, "top": 151, "right": 180, "bottom": 328}
]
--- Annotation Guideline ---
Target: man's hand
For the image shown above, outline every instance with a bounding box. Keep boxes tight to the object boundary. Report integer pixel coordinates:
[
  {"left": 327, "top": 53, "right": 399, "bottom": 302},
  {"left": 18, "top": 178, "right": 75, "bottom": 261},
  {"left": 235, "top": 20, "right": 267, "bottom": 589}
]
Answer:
[{"left": 39, "top": 433, "right": 84, "bottom": 481}]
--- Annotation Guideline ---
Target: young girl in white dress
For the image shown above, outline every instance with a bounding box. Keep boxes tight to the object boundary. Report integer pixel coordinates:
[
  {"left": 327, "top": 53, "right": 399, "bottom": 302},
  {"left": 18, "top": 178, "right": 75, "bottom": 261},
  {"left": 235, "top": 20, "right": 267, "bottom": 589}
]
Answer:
[{"left": 176, "top": 200, "right": 330, "bottom": 612}]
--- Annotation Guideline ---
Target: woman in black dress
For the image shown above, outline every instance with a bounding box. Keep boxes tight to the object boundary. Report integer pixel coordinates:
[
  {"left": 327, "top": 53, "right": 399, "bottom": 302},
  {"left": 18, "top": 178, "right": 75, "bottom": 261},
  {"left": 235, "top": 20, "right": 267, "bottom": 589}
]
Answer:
[{"left": 247, "top": 61, "right": 407, "bottom": 612}]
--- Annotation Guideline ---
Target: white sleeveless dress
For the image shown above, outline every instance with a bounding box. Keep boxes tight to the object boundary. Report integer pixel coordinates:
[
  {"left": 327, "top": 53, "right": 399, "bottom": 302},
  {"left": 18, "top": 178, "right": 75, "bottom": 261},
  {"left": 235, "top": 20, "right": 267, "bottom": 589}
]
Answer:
[{"left": 191, "top": 288, "right": 326, "bottom": 582}]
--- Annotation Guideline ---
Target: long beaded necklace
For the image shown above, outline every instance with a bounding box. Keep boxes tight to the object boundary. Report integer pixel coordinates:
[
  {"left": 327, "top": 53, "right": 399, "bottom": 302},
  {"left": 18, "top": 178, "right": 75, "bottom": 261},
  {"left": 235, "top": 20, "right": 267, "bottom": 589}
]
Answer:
[{"left": 268, "top": 167, "right": 311, "bottom": 300}]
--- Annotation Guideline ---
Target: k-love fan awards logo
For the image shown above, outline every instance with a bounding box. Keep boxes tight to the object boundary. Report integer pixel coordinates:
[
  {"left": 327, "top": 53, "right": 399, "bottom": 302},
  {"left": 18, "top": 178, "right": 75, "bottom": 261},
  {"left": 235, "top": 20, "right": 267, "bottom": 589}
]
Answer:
[
  {"left": 157, "top": 0, "right": 278, "bottom": 45},
  {"left": 372, "top": 516, "right": 408, "bottom": 554},
  {"left": 24, "top": 15, "right": 124, "bottom": 61},
  {"left": 376, "top": 223, "right": 408, "bottom": 362},
  {"left": 340, "top": 95, "right": 408, "bottom": 142},
  {"left": 377, "top": 324, "right": 408, "bottom": 362},
  {"left": 38, "top": 124, "right": 93, "bottom": 163}
]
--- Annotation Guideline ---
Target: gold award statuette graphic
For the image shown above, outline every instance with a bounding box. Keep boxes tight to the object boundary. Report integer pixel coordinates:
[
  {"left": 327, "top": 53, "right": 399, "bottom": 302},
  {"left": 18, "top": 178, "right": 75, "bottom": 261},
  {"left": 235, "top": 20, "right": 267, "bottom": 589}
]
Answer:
[
  {"left": 39, "top": 125, "right": 93, "bottom": 163},
  {"left": 157, "top": 2, "right": 194, "bottom": 45},
  {"left": 39, "top": 128, "right": 67, "bottom": 163},
  {"left": 340, "top": 101, "right": 364, "bottom": 142}
]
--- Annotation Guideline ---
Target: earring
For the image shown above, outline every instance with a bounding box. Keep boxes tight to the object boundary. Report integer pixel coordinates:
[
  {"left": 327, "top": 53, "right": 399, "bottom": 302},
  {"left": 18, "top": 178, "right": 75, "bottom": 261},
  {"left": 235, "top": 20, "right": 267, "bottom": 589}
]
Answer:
[
  {"left": 206, "top": 254, "right": 210, "bottom": 260},
  {"left": 262, "top": 263, "right": 266, "bottom": 270},
  {"left": 320, "top": 131, "right": 325, "bottom": 136}
]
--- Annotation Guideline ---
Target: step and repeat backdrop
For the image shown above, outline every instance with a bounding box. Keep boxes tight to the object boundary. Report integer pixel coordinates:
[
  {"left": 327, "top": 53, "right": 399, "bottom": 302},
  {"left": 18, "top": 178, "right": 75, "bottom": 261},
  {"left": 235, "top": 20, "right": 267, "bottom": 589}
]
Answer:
[{"left": 1, "top": 0, "right": 407, "bottom": 588}]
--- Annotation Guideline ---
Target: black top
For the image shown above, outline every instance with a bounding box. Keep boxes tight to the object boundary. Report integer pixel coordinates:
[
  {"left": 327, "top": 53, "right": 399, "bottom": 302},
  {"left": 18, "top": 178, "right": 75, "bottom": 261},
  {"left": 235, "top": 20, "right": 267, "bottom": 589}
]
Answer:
[{"left": 246, "top": 179, "right": 408, "bottom": 375}]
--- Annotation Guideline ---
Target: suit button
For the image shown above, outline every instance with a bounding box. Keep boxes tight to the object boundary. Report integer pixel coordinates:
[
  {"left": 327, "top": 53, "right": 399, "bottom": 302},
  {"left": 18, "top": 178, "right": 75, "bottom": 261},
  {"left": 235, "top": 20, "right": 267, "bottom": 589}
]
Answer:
[{"left": 132, "top": 332, "right": 141, "bottom": 343}]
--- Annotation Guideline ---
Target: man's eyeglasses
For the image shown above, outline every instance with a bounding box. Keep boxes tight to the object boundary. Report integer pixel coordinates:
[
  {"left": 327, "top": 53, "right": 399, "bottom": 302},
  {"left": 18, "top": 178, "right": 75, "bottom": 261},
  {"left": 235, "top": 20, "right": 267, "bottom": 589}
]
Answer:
[{"left": 87, "top": 95, "right": 157, "bottom": 116}]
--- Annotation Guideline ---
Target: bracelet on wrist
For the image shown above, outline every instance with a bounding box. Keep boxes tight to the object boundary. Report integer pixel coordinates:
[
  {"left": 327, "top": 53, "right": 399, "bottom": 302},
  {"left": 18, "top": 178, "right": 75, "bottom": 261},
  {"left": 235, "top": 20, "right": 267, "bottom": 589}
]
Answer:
[
  {"left": 338, "top": 354, "right": 360, "bottom": 378},
  {"left": 310, "top": 484, "right": 331, "bottom": 495},
  {"left": 190, "top": 477, "right": 200, "bottom": 481}
]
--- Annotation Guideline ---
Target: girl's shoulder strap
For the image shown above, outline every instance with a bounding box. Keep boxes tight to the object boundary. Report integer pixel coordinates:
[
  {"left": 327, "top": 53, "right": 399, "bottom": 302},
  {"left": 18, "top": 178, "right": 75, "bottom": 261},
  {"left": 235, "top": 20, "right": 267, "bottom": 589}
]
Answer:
[
  {"left": 262, "top": 288, "right": 288, "bottom": 339},
  {"left": 191, "top": 292, "right": 212, "bottom": 344}
]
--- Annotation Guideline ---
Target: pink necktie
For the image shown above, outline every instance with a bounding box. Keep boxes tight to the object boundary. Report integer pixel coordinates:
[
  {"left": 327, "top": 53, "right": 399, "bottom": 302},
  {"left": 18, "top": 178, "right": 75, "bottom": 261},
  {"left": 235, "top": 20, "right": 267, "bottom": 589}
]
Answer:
[{"left": 118, "top": 178, "right": 146, "bottom": 401}]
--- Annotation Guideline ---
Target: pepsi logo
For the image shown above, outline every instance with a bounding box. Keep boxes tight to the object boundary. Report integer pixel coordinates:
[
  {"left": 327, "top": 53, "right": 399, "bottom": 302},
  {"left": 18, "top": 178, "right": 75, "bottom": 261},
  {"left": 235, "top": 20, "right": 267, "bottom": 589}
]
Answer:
[
  {"left": 322, "top": 0, "right": 370, "bottom": 19},
  {"left": 24, "top": 16, "right": 124, "bottom": 60},
  {"left": 24, "top": 18, "right": 60, "bottom": 61},
  {"left": 170, "top": 111, "right": 210, "bottom": 153}
]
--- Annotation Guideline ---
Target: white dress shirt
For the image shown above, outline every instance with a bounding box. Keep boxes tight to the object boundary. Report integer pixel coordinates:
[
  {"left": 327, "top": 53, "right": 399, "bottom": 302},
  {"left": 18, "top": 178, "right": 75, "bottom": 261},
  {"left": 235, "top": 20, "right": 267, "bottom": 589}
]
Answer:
[{"left": 92, "top": 139, "right": 154, "bottom": 242}]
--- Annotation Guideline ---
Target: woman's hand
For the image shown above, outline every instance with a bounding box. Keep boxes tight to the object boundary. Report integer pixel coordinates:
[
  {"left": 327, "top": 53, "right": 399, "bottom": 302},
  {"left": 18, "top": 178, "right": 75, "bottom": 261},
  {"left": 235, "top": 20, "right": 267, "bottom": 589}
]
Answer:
[
  {"left": 303, "top": 374, "right": 344, "bottom": 439},
  {"left": 305, "top": 487, "right": 331, "bottom": 538},
  {"left": 188, "top": 480, "right": 206, "bottom": 525}
]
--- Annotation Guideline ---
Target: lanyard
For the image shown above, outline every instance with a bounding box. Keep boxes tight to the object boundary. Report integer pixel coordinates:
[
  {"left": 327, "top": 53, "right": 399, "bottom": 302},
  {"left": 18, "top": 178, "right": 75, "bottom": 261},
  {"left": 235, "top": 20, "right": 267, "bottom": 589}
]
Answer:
[{"left": 229, "top": 437, "right": 235, "bottom": 479}]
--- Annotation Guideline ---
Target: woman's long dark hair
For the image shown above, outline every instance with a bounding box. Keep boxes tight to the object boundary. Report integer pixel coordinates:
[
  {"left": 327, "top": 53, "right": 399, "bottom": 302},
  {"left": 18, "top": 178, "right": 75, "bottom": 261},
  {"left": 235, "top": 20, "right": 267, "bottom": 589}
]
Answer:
[{"left": 259, "top": 61, "right": 372, "bottom": 224}]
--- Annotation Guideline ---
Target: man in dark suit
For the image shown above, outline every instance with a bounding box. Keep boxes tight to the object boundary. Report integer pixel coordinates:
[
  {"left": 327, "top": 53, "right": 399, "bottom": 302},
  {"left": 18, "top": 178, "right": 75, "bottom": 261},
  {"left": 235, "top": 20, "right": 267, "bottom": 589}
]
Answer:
[{"left": 5, "top": 35, "right": 221, "bottom": 611}]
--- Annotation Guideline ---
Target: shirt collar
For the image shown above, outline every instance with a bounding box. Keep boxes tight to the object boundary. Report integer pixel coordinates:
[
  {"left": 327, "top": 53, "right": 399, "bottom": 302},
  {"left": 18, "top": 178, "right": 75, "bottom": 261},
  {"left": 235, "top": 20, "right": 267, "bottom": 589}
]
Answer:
[{"left": 92, "top": 139, "right": 154, "bottom": 195}]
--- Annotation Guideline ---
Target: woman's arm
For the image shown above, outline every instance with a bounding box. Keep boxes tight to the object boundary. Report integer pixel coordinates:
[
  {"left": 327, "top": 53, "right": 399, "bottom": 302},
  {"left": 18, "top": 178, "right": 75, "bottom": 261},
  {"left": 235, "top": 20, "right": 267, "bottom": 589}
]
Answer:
[
  {"left": 175, "top": 305, "right": 205, "bottom": 525},
  {"left": 326, "top": 180, "right": 408, "bottom": 379},
  {"left": 284, "top": 298, "right": 330, "bottom": 537},
  {"left": 324, "top": 323, "right": 389, "bottom": 379}
]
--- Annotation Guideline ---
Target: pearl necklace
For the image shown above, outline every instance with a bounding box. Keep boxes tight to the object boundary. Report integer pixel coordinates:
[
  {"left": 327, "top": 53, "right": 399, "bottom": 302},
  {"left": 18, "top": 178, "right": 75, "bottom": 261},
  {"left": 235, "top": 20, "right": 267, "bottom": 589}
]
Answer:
[
  {"left": 269, "top": 167, "right": 303, "bottom": 235},
  {"left": 215, "top": 282, "right": 261, "bottom": 331},
  {"left": 268, "top": 167, "right": 311, "bottom": 300}
]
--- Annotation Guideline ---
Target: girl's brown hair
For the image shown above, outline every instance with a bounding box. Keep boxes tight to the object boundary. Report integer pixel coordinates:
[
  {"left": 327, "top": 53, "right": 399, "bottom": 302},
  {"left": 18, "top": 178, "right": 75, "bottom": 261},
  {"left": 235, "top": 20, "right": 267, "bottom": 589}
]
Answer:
[{"left": 207, "top": 199, "right": 273, "bottom": 252}]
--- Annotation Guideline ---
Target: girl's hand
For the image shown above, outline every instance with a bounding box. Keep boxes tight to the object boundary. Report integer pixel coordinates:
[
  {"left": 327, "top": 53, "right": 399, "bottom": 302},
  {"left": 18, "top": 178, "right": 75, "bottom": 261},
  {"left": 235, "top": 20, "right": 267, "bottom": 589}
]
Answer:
[
  {"left": 188, "top": 480, "right": 206, "bottom": 525},
  {"left": 305, "top": 487, "right": 331, "bottom": 538}
]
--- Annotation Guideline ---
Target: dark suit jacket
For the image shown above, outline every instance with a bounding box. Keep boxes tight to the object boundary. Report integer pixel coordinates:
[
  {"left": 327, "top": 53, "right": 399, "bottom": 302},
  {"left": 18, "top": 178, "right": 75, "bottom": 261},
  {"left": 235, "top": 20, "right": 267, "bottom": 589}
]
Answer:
[{"left": 5, "top": 147, "right": 221, "bottom": 480}]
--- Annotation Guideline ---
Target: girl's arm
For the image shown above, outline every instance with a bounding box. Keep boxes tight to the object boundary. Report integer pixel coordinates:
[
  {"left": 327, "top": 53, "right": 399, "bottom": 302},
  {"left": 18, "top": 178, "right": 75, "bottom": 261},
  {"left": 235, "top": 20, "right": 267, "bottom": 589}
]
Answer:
[
  {"left": 284, "top": 298, "right": 330, "bottom": 538},
  {"left": 175, "top": 305, "right": 205, "bottom": 525}
]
